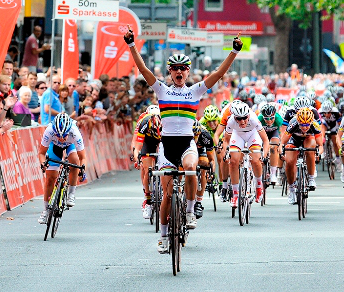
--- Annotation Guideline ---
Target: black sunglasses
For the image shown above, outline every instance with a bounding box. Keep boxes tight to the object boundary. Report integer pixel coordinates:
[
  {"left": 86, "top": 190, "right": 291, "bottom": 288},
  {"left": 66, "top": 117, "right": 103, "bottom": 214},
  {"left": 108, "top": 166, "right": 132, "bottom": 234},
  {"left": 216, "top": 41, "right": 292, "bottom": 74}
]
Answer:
[
  {"left": 38, "top": 86, "right": 47, "bottom": 90},
  {"left": 235, "top": 116, "right": 249, "bottom": 121},
  {"left": 171, "top": 65, "right": 188, "bottom": 72}
]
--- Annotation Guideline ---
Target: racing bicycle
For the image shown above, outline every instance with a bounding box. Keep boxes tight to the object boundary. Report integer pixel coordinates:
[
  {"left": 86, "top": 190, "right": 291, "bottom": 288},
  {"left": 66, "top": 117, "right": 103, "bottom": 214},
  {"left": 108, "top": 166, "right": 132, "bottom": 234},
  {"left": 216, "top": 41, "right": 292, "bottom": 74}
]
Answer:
[
  {"left": 283, "top": 146, "right": 318, "bottom": 220},
  {"left": 149, "top": 167, "right": 199, "bottom": 276},
  {"left": 42, "top": 156, "right": 85, "bottom": 241}
]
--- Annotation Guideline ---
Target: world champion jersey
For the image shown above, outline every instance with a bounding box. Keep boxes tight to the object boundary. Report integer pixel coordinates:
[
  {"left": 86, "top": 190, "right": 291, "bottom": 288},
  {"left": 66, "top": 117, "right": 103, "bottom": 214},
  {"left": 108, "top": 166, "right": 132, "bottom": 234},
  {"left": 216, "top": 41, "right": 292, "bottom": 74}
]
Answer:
[
  {"left": 151, "top": 80, "right": 208, "bottom": 136},
  {"left": 41, "top": 123, "right": 85, "bottom": 151}
]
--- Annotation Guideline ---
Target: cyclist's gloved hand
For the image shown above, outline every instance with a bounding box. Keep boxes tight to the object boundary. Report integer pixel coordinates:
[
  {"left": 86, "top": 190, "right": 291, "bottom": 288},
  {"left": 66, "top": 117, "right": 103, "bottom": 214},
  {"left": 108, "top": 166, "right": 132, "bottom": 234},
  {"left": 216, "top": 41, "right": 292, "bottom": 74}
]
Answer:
[
  {"left": 41, "top": 162, "right": 49, "bottom": 173},
  {"left": 78, "top": 169, "right": 86, "bottom": 182},
  {"left": 233, "top": 35, "right": 243, "bottom": 52},
  {"left": 124, "top": 26, "right": 134, "bottom": 44}
]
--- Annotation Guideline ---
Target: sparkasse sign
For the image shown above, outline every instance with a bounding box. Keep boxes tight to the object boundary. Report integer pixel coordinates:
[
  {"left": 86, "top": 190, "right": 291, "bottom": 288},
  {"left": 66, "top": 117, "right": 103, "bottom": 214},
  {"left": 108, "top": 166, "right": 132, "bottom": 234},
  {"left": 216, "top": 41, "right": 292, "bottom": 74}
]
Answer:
[
  {"left": 138, "top": 22, "right": 167, "bottom": 40},
  {"left": 55, "top": 0, "right": 119, "bottom": 22},
  {"left": 167, "top": 28, "right": 207, "bottom": 45}
]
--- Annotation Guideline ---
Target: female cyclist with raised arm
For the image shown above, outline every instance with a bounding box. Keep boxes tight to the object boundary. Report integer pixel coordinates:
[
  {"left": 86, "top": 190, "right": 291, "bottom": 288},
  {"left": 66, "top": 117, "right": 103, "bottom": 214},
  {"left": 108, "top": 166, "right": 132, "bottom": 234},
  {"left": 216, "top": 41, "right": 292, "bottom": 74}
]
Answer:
[{"left": 124, "top": 25, "right": 243, "bottom": 254}]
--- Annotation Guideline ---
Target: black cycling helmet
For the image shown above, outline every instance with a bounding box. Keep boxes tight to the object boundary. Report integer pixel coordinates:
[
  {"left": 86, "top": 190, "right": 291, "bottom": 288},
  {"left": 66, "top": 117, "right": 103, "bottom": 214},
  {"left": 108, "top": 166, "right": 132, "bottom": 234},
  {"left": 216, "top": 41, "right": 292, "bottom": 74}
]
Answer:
[
  {"left": 261, "top": 103, "right": 276, "bottom": 118},
  {"left": 193, "top": 119, "right": 202, "bottom": 136}
]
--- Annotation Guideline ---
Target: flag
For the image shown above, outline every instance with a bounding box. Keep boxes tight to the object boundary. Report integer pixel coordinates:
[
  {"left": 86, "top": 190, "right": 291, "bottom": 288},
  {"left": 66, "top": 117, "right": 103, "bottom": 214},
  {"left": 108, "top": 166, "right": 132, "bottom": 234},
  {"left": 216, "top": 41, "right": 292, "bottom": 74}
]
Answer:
[
  {"left": 323, "top": 49, "right": 344, "bottom": 74},
  {"left": 61, "top": 20, "right": 79, "bottom": 82},
  {"left": 0, "top": 0, "right": 22, "bottom": 67},
  {"left": 91, "top": 7, "right": 141, "bottom": 79}
]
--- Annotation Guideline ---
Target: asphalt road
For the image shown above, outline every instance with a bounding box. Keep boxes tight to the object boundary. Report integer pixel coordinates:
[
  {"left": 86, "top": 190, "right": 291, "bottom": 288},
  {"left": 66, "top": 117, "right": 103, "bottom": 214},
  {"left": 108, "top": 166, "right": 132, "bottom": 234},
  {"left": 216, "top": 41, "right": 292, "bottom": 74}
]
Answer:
[{"left": 1, "top": 165, "right": 344, "bottom": 292}]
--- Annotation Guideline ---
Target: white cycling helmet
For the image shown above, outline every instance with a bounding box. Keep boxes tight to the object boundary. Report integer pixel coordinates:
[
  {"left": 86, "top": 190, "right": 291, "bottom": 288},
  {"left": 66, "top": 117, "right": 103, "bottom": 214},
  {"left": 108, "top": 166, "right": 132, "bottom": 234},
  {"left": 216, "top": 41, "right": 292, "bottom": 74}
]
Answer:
[
  {"left": 294, "top": 96, "right": 311, "bottom": 110},
  {"left": 231, "top": 102, "right": 250, "bottom": 117},
  {"left": 321, "top": 100, "right": 333, "bottom": 113},
  {"left": 146, "top": 104, "right": 160, "bottom": 115},
  {"left": 266, "top": 93, "right": 275, "bottom": 103},
  {"left": 307, "top": 91, "right": 317, "bottom": 100}
]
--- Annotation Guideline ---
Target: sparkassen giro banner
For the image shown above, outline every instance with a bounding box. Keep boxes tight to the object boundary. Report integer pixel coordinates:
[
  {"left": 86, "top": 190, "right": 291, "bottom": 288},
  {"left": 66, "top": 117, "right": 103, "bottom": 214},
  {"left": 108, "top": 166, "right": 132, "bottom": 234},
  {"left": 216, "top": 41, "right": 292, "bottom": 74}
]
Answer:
[{"left": 0, "top": 0, "right": 22, "bottom": 67}]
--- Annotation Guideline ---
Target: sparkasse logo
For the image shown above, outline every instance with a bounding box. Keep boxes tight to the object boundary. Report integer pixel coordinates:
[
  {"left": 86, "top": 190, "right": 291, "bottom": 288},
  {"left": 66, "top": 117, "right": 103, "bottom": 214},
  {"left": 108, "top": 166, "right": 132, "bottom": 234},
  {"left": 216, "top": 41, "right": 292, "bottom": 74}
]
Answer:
[{"left": 57, "top": 0, "right": 69, "bottom": 14}]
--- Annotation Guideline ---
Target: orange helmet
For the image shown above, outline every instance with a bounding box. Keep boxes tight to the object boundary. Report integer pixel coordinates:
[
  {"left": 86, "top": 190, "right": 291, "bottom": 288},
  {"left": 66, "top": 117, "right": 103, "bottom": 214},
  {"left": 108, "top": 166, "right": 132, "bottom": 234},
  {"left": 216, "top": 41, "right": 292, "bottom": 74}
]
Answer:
[{"left": 296, "top": 108, "right": 314, "bottom": 124}]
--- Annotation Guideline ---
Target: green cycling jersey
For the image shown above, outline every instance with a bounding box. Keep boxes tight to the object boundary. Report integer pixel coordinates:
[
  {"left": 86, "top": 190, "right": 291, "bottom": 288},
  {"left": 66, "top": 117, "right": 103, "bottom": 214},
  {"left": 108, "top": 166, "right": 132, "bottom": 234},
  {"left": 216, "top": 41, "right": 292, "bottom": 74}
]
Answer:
[{"left": 257, "top": 112, "right": 283, "bottom": 133}]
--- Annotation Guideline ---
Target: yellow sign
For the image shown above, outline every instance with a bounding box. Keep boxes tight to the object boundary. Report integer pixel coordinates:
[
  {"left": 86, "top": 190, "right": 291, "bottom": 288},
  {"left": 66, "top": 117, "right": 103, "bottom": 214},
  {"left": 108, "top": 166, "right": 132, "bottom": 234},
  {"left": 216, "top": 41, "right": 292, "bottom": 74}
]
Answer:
[{"left": 223, "top": 35, "right": 251, "bottom": 51}]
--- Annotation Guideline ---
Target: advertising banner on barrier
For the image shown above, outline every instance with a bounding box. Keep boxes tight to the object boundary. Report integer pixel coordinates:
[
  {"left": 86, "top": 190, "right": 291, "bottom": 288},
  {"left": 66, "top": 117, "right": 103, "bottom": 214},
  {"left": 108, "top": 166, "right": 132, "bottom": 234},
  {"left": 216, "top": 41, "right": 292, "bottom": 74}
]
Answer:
[
  {"left": 0, "top": 124, "right": 132, "bottom": 213},
  {"left": 0, "top": 133, "right": 24, "bottom": 209}
]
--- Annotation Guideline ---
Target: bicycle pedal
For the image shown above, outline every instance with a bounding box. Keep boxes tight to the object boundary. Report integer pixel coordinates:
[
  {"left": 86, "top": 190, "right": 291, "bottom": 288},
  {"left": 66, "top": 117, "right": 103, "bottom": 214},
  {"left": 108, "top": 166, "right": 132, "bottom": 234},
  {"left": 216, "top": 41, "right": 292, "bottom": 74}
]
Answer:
[{"left": 308, "top": 186, "right": 315, "bottom": 191}]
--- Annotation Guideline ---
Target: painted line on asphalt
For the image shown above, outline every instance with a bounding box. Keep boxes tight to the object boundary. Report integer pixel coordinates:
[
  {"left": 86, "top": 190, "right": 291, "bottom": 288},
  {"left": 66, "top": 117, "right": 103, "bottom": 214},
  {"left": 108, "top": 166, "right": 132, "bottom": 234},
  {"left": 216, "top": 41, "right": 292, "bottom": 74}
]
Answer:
[{"left": 253, "top": 272, "right": 315, "bottom": 276}]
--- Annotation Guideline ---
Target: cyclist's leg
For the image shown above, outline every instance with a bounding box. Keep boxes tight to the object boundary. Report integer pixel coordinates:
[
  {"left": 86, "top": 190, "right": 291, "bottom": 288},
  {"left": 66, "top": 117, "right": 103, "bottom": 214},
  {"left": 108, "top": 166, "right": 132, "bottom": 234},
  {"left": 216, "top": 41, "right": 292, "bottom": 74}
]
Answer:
[
  {"left": 181, "top": 141, "right": 199, "bottom": 227},
  {"left": 39, "top": 144, "right": 61, "bottom": 223},
  {"left": 141, "top": 156, "right": 155, "bottom": 218},
  {"left": 228, "top": 131, "right": 245, "bottom": 207},
  {"left": 195, "top": 155, "right": 208, "bottom": 218},
  {"left": 304, "top": 136, "right": 317, "bottom": 188},
  {"left": 269, "top": 132, "right": 280, "bottom": 183},
  {"left": 247, "top": 131, "right": 263, "bottom": 202},
  {"left": 220, "top": 132, "right": 231, "bottom": 201},
  {"left": 157, "top": 142, "right": 174, "bottom": 253},
  {"left": 285, "top": 137, "right": 299, "bottom": 204},
  {"left": 331, "top": 132, "right": 341, "bottom": 171}
]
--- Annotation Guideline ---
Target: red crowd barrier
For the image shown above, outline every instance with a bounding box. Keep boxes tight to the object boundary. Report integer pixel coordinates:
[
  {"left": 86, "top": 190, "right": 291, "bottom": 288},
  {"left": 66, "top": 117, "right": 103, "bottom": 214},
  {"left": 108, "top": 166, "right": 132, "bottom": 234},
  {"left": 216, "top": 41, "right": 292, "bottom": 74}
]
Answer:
[{"left": 0, "top": 123, "right": 132, "bottom": 215}]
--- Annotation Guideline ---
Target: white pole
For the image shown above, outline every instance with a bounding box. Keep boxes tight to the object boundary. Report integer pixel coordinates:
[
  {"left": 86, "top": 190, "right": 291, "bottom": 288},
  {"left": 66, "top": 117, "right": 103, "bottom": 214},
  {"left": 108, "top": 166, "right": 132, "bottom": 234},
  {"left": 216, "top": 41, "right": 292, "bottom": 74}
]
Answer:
[
  {"left": 49, "top": 0, "right": 56, "bottom": 123},
  {"left": 61, "top": 20, "right": 65, "bottom": 82},
  {"left": 91, "top": 22, "right": 98, "bottom": 79},
  {"left": 179, "top": 0, "right": 182, "bottom": 27}
]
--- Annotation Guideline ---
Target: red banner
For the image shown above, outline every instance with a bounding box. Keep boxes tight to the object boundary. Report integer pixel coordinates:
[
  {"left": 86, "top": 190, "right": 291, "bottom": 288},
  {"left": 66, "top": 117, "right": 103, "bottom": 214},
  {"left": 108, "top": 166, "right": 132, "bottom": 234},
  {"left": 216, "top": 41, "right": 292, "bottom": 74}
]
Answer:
[
  {"left": 0, "top": 0, "right": 22, "bottom": 67},
  {"left": 93, "top": 7, "right": 141, "bottom": 78},
  {"left": 61, "top": 20, "right": 79, "bottom": 82},
  {"left": 106, "top": 39, "right": 145, "bottom": 78}
]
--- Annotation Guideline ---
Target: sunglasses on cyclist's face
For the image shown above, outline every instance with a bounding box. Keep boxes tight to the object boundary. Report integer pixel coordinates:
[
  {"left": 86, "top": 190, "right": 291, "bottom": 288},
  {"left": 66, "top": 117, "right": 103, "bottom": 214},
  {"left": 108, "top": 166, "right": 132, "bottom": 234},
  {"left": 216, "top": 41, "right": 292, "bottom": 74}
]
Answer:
[
  {"left": 263, "top": 116, "right": 274, "bottom": 121},
  {"left": 170, "top": 65, "right": 188, "bottom": 72},
  {"left": 299, "top": 123, "right": 310, "bottom": 127},
  {"left": 235, "top": 116, "right": 249, "bottom": 121}
]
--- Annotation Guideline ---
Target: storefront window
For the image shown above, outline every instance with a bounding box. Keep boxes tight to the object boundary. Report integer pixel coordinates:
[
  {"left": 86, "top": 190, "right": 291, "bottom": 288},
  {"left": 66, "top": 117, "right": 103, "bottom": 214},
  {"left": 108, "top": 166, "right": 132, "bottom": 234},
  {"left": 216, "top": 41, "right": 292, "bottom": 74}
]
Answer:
[{"left": 205, "top": 0, "right": 223, "bottom": 11}]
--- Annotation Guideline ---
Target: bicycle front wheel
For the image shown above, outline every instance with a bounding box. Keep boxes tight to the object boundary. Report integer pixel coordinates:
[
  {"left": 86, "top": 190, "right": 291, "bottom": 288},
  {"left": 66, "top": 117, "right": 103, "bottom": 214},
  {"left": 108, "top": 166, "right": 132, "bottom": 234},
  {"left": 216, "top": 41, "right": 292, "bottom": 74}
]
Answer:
[
  {"left": 297, "top": 165, "right": 303, "bottom": 221},
  {"left": 327, "top": 143, "right": 335, "bottom": 180},
  {"left": 155, "top": 176, "right": 161, "bottom": 233},
  {"left": 238, "top": 168, "right": 247, "bottom": 226},
  {"left": 44, "top": 182, "right": 62, "bottom": 241},
  {"left": 44, "top": 208, "right": 54, "bottom": 241},
  {"left": 170, "top": 191, "right": 181, "bottom": 276}
]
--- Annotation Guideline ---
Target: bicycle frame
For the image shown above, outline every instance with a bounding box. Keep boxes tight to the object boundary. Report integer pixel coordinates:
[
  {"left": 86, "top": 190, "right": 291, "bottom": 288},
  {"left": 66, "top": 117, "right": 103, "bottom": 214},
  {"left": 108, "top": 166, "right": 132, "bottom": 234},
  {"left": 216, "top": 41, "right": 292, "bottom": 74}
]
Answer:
[
  {"left": 283, "top": 146, "right": 317, "bottom": 220},
  {"left": 229, "top": 147, "right": 260, "bottom": 226},
  {"left": 149, "top": 168, "right": 199, "bottom": 276},
  {"left": 43, "top": 156, "right": 84, "bottom": 241}
]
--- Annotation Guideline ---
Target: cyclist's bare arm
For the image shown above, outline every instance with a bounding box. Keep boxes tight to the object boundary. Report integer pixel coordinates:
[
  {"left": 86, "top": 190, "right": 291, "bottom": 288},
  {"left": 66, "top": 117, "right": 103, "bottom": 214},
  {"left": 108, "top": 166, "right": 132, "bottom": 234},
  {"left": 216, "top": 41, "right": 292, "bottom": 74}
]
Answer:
[
  {"left": 258, "top": 129, "right": 270, "bottom": 158},
  {"left": 38, "top": 145, "right": 49, "bottom": 165},
  {"left": 133, "top": 141, "right": 143, "bottom": 162},
  {"left": 337, "top": 129, "right": 343, "bottom": 149},
  {"left": 77, "top": 149, "right": 87, "bottom": 169},
  {"left": 315, "top": 135, "right": 323, "bottom": 155},
  {"left": 214, "top": 124, "right": 225, "bottom": 146},
  {"left": 125, "top": 25, "right": 156, "bottom": 86},
  {"left": 206, "top": 149, "right": 216, "bottom": 172}
]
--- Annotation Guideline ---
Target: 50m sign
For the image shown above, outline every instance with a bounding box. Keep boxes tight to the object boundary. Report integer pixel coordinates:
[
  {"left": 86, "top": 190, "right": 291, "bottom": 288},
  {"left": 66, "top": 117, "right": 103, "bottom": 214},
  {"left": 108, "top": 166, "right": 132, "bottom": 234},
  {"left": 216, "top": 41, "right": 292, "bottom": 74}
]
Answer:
[{"left": 55, "top": 0, "right": 119, "bottom": 22}]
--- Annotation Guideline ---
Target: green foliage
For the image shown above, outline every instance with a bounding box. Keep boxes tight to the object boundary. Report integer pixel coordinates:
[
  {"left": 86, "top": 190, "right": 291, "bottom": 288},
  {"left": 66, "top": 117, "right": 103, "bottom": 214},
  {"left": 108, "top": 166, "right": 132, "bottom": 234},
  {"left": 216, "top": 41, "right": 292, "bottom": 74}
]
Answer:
[
  {"left": 131, "top": 0, "right": 193, "bottom": 6},
  {"left": 247, "top": 0, "right": 344, "bottom": 28}
]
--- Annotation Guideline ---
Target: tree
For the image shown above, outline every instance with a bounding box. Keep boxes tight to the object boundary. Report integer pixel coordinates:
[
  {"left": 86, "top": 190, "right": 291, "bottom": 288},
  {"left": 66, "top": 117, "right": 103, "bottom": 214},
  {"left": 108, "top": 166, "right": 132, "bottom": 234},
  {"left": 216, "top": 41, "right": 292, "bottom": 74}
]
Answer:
[{"left": 247, "top": 0, "right": 344, "bottom": 73}]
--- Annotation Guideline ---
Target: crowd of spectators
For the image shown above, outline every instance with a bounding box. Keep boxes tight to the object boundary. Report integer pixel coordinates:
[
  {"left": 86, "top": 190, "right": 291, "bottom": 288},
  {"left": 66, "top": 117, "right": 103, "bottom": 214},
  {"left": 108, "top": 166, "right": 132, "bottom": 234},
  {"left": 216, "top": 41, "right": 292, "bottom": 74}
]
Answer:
[{"left": 1, "top": 26, "right": 344, "bottom": 137}]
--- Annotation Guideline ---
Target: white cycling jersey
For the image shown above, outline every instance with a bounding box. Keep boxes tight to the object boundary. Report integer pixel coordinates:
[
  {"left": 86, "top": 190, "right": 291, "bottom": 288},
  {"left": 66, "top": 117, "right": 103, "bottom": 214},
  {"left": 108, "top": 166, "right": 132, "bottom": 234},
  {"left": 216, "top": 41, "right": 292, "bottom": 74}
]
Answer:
[
  {"left": 41, "top": 123, "right": 85, "bottom": 151},
  {"left": 151, "top": 80, "right": 208, "bottom": 136},
  {"left": 225, "top": 112, "right": 263, "bottom": 134}
]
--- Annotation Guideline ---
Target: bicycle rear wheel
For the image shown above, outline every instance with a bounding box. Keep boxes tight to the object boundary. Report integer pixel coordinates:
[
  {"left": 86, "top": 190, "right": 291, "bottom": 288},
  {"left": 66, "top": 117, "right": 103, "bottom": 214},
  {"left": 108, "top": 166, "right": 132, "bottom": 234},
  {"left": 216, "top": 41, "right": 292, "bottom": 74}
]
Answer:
[
  {"left": 170, "top": 191, "right": 180, "bottom": 276},
  {"left": 238, "top": 168, "right": 247, "bottom": 226},
  {"left": 297, "top": 166, "right": 303, "bottom": 221},
  {"left": 155, "top": 176, "right": 161, "bottom": 233},
  {"left": 327, "top": 143, "right": 335, "bottom": 180}
]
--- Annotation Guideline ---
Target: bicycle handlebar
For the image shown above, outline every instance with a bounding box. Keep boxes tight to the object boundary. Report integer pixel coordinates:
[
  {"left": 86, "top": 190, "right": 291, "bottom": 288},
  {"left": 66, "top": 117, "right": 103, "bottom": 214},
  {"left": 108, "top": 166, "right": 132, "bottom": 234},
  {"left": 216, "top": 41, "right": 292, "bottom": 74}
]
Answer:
[{"left": 42, "top": 156, "right": 85, "bottom": 173}]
